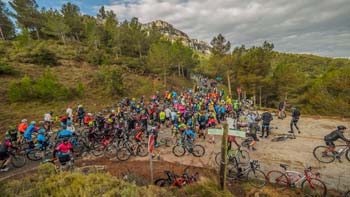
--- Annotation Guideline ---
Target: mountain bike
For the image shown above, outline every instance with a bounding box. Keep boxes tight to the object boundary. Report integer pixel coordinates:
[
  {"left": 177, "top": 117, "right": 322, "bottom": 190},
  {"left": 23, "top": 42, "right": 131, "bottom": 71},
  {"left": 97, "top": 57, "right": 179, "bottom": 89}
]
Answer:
[
  {"left": 156, "top": 137, "right": 172, "bottom": 147},
  {"left": 313, "top": 144, "right": 350, "bottom": 163},
  {"left": 116, "top": 141, "right": 148, "bottom": 161},
  {"left": 172, "top": 139, "right": 205, "bottom": 157},
  {"left": 271, "top": 133, "right": 296, "bottom": 142},
  {"left": 278, "top": 110, "right": 287, "bottom": 120},
  {"left": 267, "top": 164, "right": 327, "bottom": 196},
  {"left": 227, "top": 160, "right": 266, "bottom": 188},
  {"left": 215, "top": 147, "right": 250, "bottom": 166},
  {"left": 0, "top": 149, "right": 27, "bottom": 169},
  {"left": 154, "top": 167, "right": 199, "bottom": 188}
]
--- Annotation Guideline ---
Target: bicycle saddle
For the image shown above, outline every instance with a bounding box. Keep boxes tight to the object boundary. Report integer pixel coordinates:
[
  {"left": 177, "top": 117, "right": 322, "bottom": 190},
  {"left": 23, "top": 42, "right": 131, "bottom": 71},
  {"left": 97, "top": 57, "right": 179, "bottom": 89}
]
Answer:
[{"left": 280, "top": 164, "right": 288, "bottom": 170}]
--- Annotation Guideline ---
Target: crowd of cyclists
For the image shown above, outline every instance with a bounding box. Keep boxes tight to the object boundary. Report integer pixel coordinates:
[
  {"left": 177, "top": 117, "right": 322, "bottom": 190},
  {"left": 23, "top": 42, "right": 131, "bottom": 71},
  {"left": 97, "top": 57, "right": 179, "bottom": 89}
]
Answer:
[{"left": 0, "top": 74, "right": 349, "bottom": 186}]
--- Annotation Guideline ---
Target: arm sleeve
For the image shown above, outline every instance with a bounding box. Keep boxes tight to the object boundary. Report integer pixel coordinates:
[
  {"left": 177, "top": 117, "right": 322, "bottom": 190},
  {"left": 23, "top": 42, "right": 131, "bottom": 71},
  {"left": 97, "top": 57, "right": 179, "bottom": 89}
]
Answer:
[{"left": 339, "top": 133, "right": 350, "bottom": 143}]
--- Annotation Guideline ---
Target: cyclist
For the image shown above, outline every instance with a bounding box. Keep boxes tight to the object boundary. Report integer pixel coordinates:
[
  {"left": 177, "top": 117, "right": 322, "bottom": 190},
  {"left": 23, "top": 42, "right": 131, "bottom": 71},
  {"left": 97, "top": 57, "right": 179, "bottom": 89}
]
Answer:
[
  {"left": 44, "top": 111, "right": 54, "bottom": 131},
  {"left": 6, "top": 126, "right": 19, "bottom": 145},
  {"left": 182, "top": 127, "right": 196, "bottom": 142},
  {"left": 289, "top": 107, "right": 301, "bottom": 134},
  {"left": 84, "top": 113, "right": 92, "bottom": 126},
  {"left": 57, "top": 125, "right": 75, "bottom": 140},
  {"left": 323, "top": 125, "right": 350, "bottom": 158},
  {"left": 36, "top": 128, "right": 50, "bottom": 162},
  {"left": 24, "top": 121, "right": 39, "bottom": 149},
  {"left": 0, "top": 135, "right": 18, "bottom": 172},
  {"left": 66, "top": 121, "right": 75, "bottom": 133},
  {"left": 260, "top": 110, "right": 273, "bottom": 138},
  {"left": 17, "top": 119, "right": 28, "bottom": 143},
  {"left": 228, "top": 135, "right": 240, "bottom": 151},
  {"left": 53, "top": 138, "right": 74, "bottom": 166}
]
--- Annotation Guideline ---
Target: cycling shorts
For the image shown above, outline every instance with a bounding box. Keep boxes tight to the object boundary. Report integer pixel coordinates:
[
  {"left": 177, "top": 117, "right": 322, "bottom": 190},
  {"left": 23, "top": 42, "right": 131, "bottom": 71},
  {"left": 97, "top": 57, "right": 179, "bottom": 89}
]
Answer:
[
  {"left": 0, "top": 152, "right": 10, "bottom": 160},
  {"left": 325, "top": 141, "right": 335, "bottom": 147}
]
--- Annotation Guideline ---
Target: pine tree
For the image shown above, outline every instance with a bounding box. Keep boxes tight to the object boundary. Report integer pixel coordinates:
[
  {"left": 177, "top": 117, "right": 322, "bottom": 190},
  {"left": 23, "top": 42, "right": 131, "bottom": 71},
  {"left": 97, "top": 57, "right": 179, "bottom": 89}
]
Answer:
[
  {"left": 0, "top": 1, "right": 15, "bottom": 40},
  {"left": 61, "top": 2, "right": 83, "bottom": 41},
  {"left": 210, "top": 34, "right": 231, "bottom": 56}
]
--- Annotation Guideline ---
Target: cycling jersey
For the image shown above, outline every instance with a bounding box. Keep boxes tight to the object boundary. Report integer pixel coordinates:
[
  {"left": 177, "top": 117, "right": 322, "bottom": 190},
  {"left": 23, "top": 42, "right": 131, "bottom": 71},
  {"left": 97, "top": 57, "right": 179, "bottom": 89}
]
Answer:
[
  {"left": 324, "top": 130, "right": 350, "bottom": 143},
  {"left": 57, "top": 130, "right": 74, "bottom": 138},
  {"left": 24, "top": 124, "right": 38, "bottom": 141},
  {"left": 182, "top": 129, "right": 196, "bottom": 139},
  {"left": 18, "top": 123, "right": 28, "bottom": 134},
  {"left": 56, "top": 142, "right": 73, "bottom": 154}
]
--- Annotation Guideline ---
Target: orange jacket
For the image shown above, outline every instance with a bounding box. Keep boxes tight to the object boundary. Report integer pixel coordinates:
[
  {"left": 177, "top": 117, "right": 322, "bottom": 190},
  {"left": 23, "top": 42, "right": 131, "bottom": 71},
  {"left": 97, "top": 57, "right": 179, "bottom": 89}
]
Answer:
[{"left": 18, "top": 123, "right": 28, "bottom": 133}]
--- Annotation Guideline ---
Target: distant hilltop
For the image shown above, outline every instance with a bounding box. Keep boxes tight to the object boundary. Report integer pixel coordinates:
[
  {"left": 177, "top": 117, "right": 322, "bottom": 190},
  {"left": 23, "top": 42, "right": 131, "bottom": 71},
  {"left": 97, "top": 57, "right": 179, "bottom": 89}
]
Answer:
[{"left": 142, "top": 20, "right": 211, "bottom": 54}]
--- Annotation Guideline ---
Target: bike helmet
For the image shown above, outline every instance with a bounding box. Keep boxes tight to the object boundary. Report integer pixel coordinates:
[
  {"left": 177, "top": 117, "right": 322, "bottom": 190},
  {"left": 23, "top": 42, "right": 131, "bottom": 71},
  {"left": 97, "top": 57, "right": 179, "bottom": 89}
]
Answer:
[
  {"left": 22, "top": 119, "right": 27, "bottom": 123},
  {"left": 88, "top": 121, "right": 94, "bottom": 127},
  {"left": 67, "top": 121, "right": 72, "bottom": 125},
  {"left": 38, "top": 128, "right": 45, "bottom": 133},
  {"left": 30, "top": 121, "right": 36, "bottom": 125},
  {"left": 107, "top": 118, "right": 113, "bottom": 123},
  {"left": 337, "top": 125, "right": 347, "bottom": 130}
]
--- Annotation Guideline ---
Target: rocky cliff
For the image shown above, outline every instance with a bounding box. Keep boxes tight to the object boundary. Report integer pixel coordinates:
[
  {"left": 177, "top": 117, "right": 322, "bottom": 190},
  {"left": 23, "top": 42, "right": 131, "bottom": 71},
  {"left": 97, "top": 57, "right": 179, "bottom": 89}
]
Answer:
[{"left": 142, "top": 20, "right": 211, "bottom": 54}]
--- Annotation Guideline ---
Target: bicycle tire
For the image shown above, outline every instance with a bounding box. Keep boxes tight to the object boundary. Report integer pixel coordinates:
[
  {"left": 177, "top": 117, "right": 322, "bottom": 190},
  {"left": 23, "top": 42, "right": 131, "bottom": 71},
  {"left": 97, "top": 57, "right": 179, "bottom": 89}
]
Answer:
[
  {"left": 345, "top": 149, "right": 350, "bottom": 162},
  {"left": 313, "top": 146, "right": 335, "bottom": 163},
  {"left": 192, "top": 144, "right": 205, "bottom": 157},
  {"left": 154, "top": 179, "right": 170, "bottom": 187},
  {"left": 104, "top": 145, "right": 117, "bottom": 159},
  {"left": 215, "top": 152, "right": 221, "bottom": 166},
  {"left": 267, "top": 170, "right": 289, "bottom": 189},
  {"left": 91, "top": 143, "right": 106, "bottom": 156},
  {"left": 301, "top": 178, "right": 327, "bottom": 197},
  {"left": 226, "top": 157, "right": 239, "bottom": 179},
  {"left": 116, "top": 147, "right": 131, "bottom": 161},
  {"left": 241, "top": 138, "right": 252, "bottom": 148},
  {"left": 137, "top": 143, "right": 148, "bottom": 157},
  {"left": 172, "top": 145, "right": 185, "bottom": 157},
  {"left": 247, "top": 169, "right": 267, "bottom": 188},
  {"left": 26, "top": 149, "right": 42, "bottom": 161},
  {"left": 11, "top": 153, "right": 27, "bottom": 168}
]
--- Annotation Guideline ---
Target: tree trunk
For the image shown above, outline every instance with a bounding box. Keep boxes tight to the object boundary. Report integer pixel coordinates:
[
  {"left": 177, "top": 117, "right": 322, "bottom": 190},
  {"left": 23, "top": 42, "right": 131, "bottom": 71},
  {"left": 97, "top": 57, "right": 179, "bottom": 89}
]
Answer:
[
  {"left": 0, "top": 26, "right": 5, "bottom": 40},
  {"left": 61, "top": 34, "right": 66, "bottom": 46},
  {"left": 138, "top": 44, "right": 142, "bottom": 58},
  {"left": 35, "top": 28, "right": 40, "bottom": 40},
  {"left": 227, "top": 72, "right": 232, "bottom": 97},
  {"left": 181, "top": 66, "right": 185, "bottom": 78},
  {"left": 178, "top": 65, "right": 181, "bottom": 77}
]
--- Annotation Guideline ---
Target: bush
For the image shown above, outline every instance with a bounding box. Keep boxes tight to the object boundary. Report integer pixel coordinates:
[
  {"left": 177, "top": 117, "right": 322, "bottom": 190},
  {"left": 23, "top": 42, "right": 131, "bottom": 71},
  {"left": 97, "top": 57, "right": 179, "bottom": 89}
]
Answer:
[
  {"left": 8, "top": 68, "right": 72, "bottom": 102},
  {"left": 92, "top": 66, "right": 124, "bottom": 96},
  {"left": 30, "top": 45, "right": 58, "bottom": 66},
  {"left": 0, "top": 61, "right": 17, "bottom": 75}
]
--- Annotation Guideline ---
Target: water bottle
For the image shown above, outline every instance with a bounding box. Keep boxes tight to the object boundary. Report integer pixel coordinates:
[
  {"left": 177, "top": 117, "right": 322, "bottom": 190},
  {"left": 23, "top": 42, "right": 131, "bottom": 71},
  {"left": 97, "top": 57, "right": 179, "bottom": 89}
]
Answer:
[{"left": 337, "top": 149, "right": 343, "bottom": 154}]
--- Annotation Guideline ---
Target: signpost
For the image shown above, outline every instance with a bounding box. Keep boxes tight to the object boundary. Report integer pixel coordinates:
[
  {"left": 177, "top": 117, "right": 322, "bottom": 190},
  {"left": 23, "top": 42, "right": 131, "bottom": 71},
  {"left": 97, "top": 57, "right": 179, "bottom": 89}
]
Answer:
[
  {"left": 208, "top": 127, "right": 246, "bottom": 138},
  {"left": 219, "top": 123, "right": 228, "bottom": 190},
  {"left": 148, "top": 134, "right": 155, "bottom": 183}
]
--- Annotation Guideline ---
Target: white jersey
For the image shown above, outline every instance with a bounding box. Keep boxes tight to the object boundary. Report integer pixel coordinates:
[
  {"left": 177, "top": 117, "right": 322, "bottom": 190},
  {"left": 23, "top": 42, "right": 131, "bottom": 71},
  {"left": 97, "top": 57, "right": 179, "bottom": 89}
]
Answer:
[
  {"left": 44, "top": 113, "right": 52, "bottom": 122},
  {"left": 66, "top": 108, "right": 73, "bottom": 118}
]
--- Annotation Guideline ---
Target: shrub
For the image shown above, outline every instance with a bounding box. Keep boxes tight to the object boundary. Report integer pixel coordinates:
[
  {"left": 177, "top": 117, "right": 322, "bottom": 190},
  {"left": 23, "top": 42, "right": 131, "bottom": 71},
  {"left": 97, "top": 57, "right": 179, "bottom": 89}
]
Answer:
[
  {"left": 8, "top": 68, "right": 72, "bottom": 102},
  {"left": 30, "top": 45, "right": 58, "bottom": 66},
  {"left": 0, "top": 61, "right": 17, "bottom": 75},
  {"left": 92, "top": 66, "right": 124, "bottom": 96}
]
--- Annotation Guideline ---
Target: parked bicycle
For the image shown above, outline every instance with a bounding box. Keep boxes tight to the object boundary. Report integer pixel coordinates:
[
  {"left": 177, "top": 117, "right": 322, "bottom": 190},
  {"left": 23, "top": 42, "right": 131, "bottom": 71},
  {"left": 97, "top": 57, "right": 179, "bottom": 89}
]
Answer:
[
  {"left": 271, "top": 133, "right": 296, "bottom": 142},
  {"left": 227, "top": 160, "right": 266, "bottom": 188},
  {"left": 313, "top": 144, "right": 350, "bottom": 163},
  {"left": 116, "top": 141, "right": 148, "bottom": 161},
  {"left": 267, "top": 164, "right": 327, "bottom": 196},
  {"left": 172, "top": 139, "right": 205, "bottom": 157},
  {"left": 215, "top": 147, "right": 250, "bottom": 166},
  {"left": 155, "top": 167, "right": 198, "bottom": 188}
]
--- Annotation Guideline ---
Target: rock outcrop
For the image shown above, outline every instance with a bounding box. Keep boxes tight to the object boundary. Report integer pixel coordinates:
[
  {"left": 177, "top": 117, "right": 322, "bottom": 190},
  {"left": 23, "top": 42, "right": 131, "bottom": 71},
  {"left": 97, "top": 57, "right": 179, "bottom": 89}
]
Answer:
[{"left": 142, "top": 20, "right": 211, "bottom": 54}]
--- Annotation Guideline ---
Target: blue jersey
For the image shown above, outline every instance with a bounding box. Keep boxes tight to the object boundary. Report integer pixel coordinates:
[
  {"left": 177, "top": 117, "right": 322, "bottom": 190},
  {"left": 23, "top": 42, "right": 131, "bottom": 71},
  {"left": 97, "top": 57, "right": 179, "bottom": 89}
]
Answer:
[
  {"left": 24, "top": 124, "right": 37, "bottom": 140},
  {"left": 37, "top": 133, "right": 47, "bottom": 142},
  {"left": 182, "top": 129, "right": 196, "bottom": 139},
  {"left": 57, "top": 129, "right": 74, "bottom": 138}
]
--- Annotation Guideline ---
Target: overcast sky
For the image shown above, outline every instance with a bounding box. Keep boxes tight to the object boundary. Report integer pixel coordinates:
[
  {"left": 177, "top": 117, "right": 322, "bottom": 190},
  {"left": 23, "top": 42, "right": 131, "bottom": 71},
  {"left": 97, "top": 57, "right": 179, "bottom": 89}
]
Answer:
[{"left": 5, "top": 0, "right": 350, "bottom": 57}]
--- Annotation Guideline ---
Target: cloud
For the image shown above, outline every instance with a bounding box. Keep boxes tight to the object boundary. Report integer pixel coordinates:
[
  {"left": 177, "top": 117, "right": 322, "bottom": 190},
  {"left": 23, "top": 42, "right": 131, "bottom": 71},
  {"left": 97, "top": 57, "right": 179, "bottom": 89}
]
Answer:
[{"left": 104, "top": 0, "right": 350, "bottom": 57}]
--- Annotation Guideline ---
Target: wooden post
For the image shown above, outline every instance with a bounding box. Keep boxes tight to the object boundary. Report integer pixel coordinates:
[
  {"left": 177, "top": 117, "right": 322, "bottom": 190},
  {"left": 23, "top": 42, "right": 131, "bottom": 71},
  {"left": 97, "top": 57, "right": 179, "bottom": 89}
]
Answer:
[
  {"left": 219, "top": 123, "right": 228, "bottom": 190},
  {"left": 227, "top": 73, "right": 232, "bottom": 98},
  {"left": 150, "top": 153, "right": 153, "bottom": 183}
]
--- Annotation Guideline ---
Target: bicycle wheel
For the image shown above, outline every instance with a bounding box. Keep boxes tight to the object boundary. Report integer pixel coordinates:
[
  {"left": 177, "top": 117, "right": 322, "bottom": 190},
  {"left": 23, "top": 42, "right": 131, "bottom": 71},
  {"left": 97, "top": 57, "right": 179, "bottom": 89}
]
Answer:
[
  {"left": 345, "top": 149, "right": 350, "bottom": 162},
  {"left": 313, "top": 146, "right": 335, "bottom": 163},
  {"left": 92, "top": 143, "right": 106, "bottom": 156},
  {"left": 192, "top": 145, "right": 205, "bottom": 157},
  {"left": 247, "top": 169, "right": 267, "bottom": 188},
  {"left": 11, "top": 153, "right": 27, "bottom": 168},
  {"left": 267, "top": 170, "right": 289, "bottom": 189},
  {"left": 137, "top": 143, "right": 149, "bottom": 157},
  {"left": 116, "top": 147, "right": 131, "bottom": 161},
  {"left": 104, "top": 145, "right": 117, "bottom": 159},
  {"left": 237, "top": 150, "right": 250, "bottom": 164},
  {"left": 301, "top": 178, "right": 327, "bottom": 197},
  {"left": 155, "top": 179, "right": 170, "bottom": 187},
  {"left": 27, "top": 148, "right": 42, "bottom": 161},
  {"left": 226, "top": 158, "right": 239, "bottom": 179},
  {"left": 215, "top": 152, "right": 221, "bottom": 166},
  {"left": 172, "top": 145, "right": 185, "bottom": 157},
  {"left": 241, "top": 139, "right": 252, "bottom": 148}
]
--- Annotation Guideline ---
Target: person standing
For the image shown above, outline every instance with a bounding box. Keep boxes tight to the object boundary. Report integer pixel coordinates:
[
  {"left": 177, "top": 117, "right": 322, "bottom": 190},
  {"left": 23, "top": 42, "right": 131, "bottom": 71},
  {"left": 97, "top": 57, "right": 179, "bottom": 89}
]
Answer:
[
  {"left": 260, "top": 110, "right": 273, "bottom": 138},
  {"left": 77, "top": 105, "right": 85, "bottom": 127},
  {"left": 289, "top": 107, "right": 301, "bottom": 134},
  {"left": 66, "top": 105, "right": 73, "bottom": 122}
]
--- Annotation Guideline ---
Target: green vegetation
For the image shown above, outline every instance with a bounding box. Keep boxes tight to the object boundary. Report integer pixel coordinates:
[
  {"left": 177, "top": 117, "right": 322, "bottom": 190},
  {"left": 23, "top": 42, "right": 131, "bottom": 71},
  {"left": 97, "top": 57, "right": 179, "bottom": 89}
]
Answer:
[
  {"left": 8, "top": 68, "right": 83, "bottom": 102},
  {"left": 201, "top": 34, "right": 350, "bottom": 116}
]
